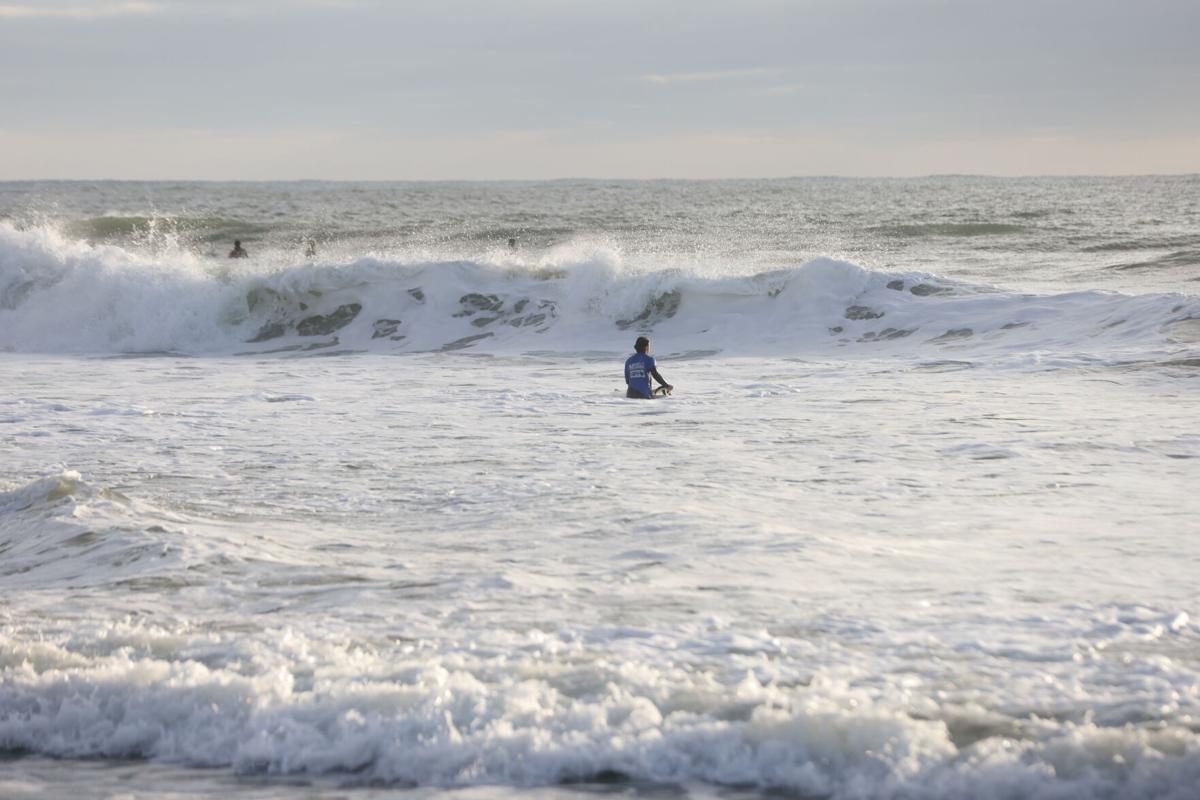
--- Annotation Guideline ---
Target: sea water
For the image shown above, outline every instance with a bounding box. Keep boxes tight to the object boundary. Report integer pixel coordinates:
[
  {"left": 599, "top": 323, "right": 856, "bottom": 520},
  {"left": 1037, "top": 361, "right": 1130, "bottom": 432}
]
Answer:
[{"left": 1, "top": 178, "right": 1198, "bottom": 799}]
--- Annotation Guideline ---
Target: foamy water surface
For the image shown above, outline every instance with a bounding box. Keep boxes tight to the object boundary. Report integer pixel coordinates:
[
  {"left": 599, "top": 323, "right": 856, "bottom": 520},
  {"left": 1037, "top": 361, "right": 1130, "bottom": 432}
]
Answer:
[{"left": 2, "top": 178, "right": 1199, "bottom": 798}]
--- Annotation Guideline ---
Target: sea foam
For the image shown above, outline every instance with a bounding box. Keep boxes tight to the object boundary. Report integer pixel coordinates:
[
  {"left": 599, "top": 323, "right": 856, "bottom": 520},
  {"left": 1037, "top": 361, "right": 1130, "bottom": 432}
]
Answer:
[
  {"left": 2, "top": 222, "right": 1197, "bottom": 363},
  {"left": 2, "top": 622, "right": 1199, "bottom": 797}
]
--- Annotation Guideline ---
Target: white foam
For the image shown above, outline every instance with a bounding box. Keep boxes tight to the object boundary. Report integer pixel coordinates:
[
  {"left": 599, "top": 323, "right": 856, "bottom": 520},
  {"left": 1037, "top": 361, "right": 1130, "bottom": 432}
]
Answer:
[
  {"left": 3, "top": 229, "right": 1198, "bottom": 798},
  {"left": 2, "top": 625, "right": 1198, "bottom": 797},
  {"left": 1, "top": 222, "right": 1196, "bottom": 363}
]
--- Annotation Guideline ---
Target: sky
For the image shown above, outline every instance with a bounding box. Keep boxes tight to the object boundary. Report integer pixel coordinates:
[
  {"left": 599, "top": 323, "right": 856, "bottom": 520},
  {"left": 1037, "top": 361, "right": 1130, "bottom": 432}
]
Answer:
[{"left": 1, "top": 0, "right": 1198, "bottom": 180}]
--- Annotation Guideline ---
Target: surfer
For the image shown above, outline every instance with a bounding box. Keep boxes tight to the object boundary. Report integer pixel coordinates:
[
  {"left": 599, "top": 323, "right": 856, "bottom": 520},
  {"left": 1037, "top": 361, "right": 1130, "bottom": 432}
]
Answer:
[
  {"left": 228, "top": 240, "right": 248, "bottom": 259},
  {"left": 625, "top": 336, "right": 673, "bottom": 399}
]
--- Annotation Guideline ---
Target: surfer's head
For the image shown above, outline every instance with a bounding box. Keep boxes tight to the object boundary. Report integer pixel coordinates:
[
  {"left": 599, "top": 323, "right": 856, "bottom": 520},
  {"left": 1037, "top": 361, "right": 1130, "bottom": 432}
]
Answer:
[{"left": 635, "top": 336, "right": 650, "bottom": 353}]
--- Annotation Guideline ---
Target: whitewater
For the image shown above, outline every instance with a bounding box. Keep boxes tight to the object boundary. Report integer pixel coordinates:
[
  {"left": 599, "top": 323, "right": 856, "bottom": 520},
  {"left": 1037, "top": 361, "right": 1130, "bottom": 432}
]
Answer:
[{"left": 1, "top": 178, "right": 1199, "bottom": 799}]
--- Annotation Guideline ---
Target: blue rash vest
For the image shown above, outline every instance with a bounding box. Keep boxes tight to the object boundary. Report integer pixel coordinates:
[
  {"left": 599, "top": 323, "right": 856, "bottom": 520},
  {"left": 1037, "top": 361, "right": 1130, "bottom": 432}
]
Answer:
[{"left": 624, "top": 352, "right": 655, "bottom": 398}]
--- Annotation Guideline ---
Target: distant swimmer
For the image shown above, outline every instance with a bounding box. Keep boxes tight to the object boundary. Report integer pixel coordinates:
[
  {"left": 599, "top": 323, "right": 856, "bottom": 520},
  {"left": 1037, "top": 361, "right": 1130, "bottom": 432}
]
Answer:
[
  {"left": 508, "top": 237, "right": 518, "bottom": 250},
  {"left": 304, "top": 238, "right": 317, "bottom": 258},
  {"left": 229, "top": 240, "right": 248, "bottom": 259},
  {"left": 624, "top": 336, "right": 673, "bottom": 399}
]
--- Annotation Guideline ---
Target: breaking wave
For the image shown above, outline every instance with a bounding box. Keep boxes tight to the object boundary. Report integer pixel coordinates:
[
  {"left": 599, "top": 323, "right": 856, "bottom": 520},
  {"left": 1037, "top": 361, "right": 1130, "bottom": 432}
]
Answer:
[
  {"left": 1, "top": 222, "right": 1197, "bottom": 362},
  {"left": 1, "top": 608, "right": 1198, "bottom": 797}
]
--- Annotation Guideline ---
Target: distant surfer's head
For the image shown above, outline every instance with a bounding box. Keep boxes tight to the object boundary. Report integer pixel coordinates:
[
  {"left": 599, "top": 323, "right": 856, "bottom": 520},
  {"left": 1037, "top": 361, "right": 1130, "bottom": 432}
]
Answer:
[
  {"left": 234, "top": 240, "right": 241, "bottom": 247},
  {"left": 635, "top": 336, "right": 650, "bottom": 353}
]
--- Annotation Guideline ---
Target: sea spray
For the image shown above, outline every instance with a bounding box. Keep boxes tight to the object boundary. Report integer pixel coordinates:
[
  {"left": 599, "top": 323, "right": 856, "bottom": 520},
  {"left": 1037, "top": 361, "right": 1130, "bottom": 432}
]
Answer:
[{"left": 2, "top": 223, "right": 1197, "bottom": 363}]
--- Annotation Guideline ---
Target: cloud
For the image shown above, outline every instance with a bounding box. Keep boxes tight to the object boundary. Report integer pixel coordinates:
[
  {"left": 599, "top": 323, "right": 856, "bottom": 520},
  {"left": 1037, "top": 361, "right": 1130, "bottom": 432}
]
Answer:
[
  {"left": 0, "top": 2, "right": 160, "bottom": 18},
  {"left": 754, "top": 83, "right": 809, "bottom": 96},
  {"left": 641, "top": 67, "right": 783, "bottom": 86},
  {"left": 160, "top": 0, "right": 368, "bottom": 14}
]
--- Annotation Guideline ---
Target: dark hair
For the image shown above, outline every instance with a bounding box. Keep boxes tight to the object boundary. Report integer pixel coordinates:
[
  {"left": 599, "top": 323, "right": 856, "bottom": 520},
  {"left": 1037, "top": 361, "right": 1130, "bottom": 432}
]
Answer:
[{"left": 634, "top": 336, "right": 649, "bottom": 353}]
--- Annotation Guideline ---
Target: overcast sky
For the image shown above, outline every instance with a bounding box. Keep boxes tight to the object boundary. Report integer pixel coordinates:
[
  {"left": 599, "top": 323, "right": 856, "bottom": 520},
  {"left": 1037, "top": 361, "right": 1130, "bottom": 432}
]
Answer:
[{"left": 1, "top": 0, "right": 1198, "bottom": 179}]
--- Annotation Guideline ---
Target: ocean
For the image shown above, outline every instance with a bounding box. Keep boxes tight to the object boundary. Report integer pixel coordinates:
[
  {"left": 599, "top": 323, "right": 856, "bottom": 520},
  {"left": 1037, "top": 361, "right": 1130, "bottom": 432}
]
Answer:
[{"left": 1, "top": 177, "right": 1198, "bottom": 799}]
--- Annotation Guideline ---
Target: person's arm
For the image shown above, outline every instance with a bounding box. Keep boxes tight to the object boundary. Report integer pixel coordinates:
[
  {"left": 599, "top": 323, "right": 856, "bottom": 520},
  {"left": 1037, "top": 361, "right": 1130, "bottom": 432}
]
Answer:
[{"left": 650, "top": 368, "right": 672, "bottom": 390}]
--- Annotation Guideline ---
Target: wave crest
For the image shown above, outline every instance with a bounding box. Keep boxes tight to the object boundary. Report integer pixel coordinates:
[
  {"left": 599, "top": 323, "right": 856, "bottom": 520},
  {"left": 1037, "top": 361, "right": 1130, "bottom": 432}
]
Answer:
[{"left": 1, "top": 222, "right": 1197, "bottom": 361}]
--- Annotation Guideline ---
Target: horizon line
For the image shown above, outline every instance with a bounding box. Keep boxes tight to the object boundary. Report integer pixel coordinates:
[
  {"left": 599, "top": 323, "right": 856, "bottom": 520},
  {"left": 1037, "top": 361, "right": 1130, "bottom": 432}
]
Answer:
[{"left": 2, "top": 173, "right": 1198, "bottom": 184}]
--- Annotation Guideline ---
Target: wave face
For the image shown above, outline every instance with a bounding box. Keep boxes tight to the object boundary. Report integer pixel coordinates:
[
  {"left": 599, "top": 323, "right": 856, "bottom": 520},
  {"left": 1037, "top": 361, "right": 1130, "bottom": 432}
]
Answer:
[{"left": 2, "top": 223, "right": 1197, "bottom": 362}]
